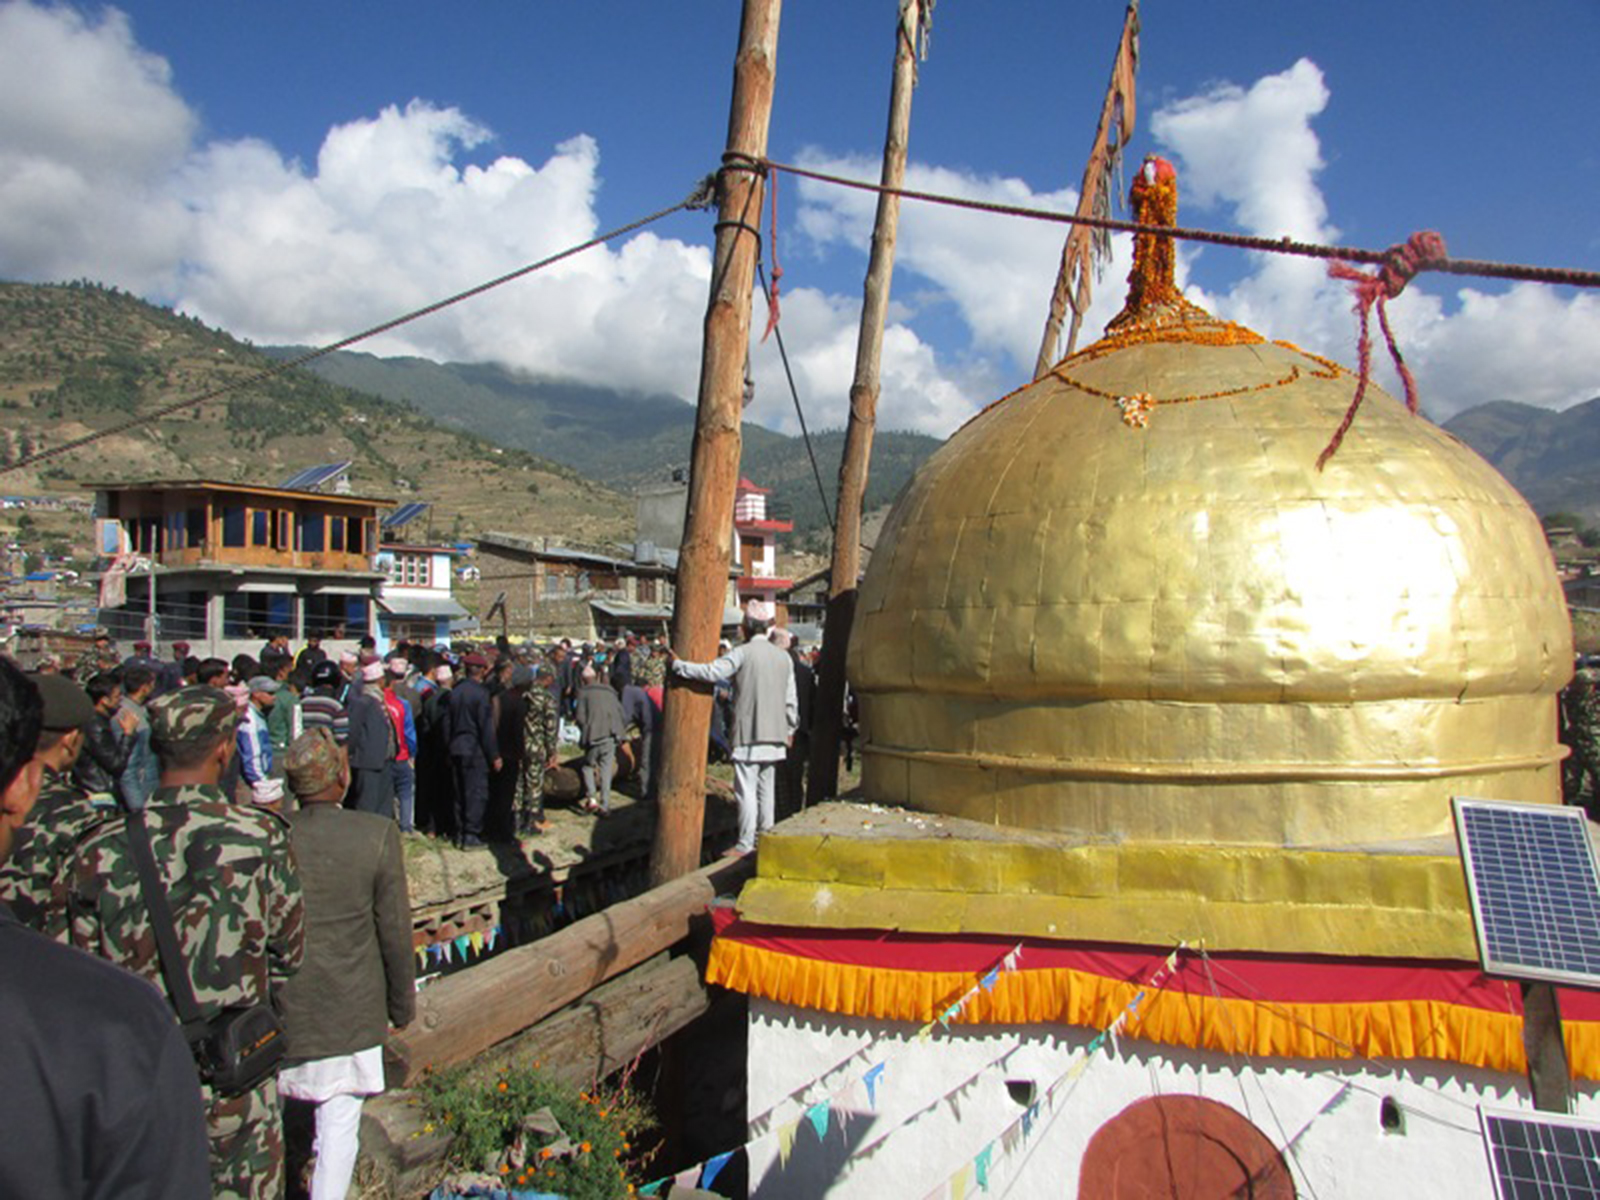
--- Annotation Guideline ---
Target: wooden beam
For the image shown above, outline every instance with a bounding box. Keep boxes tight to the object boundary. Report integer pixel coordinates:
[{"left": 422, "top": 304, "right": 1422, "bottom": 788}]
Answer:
[
  {"left": 808, "top": 0, "right": 926, "bottom": 805},
  {"left": 386, "top": 854, "right": 753, "bottom": 1086},
  {"left": 652, "top": 0, "right": 784, "bottom": 885},
  {"left": 1522, "top": 980, "right": 1573, "bottom": 1113},
  {"left": 360, "top": 953, "right": 709, "bottom": 1196}
]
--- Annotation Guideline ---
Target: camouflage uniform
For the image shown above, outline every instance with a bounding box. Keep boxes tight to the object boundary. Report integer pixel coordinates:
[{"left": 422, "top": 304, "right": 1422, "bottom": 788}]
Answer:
[
  {"left": 634, "top": 649, "right": 667, "bottom": 690},
  {"left": 0, "top": 768, "right": 116, "bottom": 940},
  {"left": 64, "top": 688, "right": 305, "bottom": 1200},
  {"left": 515, "top": 682, "right": 561, "bottom": 833},
  {"left": 73, "top": 651, "right": 119, "bottom": 687},
  {"left": 1563, "top": 666, "right": 1600, "bottom": 813}
]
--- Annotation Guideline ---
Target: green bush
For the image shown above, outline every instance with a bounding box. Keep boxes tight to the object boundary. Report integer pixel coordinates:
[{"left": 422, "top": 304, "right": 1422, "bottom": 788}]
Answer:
[{"left": 417, "top": 1063, "right": 656, "bottom": 1198}]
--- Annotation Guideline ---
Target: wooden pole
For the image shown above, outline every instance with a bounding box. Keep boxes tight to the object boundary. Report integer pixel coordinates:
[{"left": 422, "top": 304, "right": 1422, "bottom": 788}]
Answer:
[
  {"left": 650, "top": 0, "right": 783, "bottom": 886},
  {"left": 807, "top": 0, "right": 925, "bottom": 806}
]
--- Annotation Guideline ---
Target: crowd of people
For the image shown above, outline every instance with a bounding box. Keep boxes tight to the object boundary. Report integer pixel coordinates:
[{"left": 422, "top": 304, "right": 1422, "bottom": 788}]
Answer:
[{"left": 0, "top": 601, "right": 831, "bottom": 1196}]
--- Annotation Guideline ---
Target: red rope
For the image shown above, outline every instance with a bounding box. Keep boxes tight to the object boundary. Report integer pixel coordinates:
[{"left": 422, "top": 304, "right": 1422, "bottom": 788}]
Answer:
[
  {"left": 761, "top": 169, "right": 783, "bottom": 343},
  {"left": 1317, "top": 231, "right": 1448, "bottom": 470}
]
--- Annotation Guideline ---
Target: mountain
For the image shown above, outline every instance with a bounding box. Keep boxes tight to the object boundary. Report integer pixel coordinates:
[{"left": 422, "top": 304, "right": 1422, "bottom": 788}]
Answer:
[
  {"left": 1443, "top": 397, "right": 1600, "bottom": 519},
  {"left": 0, "top": 282, "right": 632, "bottom": 546},
  {"left": 277, "top": 350, "right": 944, "bottom": 543}
]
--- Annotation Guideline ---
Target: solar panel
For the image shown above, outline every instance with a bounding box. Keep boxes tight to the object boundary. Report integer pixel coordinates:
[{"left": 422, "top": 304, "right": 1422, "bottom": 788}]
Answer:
[
  {"left": 1480, "top": 1107, "right": 1600, "bottom": 1199},
  {"left": 279, "top": 461, "right": 353, "bottom": 492},
  {"left": 1454, "top": 798, "right": 1600, "bottom": 987},
  {"left": 382, "top": 502, "right": 430, "bottom": 530}
]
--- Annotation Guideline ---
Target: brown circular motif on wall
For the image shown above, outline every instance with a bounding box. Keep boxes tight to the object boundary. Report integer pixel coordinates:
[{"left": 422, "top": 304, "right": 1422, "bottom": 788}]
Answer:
[{"left": 1078, "top": 1095, "right": 1295, "bottom": 1198}]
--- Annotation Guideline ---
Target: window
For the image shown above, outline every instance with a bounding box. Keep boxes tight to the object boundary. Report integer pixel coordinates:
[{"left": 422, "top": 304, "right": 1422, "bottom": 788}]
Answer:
[
  {"left": 251, "top": 510, "right": 269, "bottom": 546},
  {"left": 221, "top": 505, "right": 246, "bottom": 548},
  {"left": 330, "top": 517, "right": 345, "bottom": 552},
  {"left": 186, "top": 507, "right": 206, "bottom": 548},
  {"left": 304, "top": 593, "right": 370, "bottom": 638},
  {"left": 637, "top": 577, "right": 657, "bottom": 604},
  {"left": 298, "top": 513, "right": 325, "bottom": 552},
  {"left": 222, "top": 593, "right": 294, "bottom": 639},
  {"left": 274, "top": 512, "right": 289, "bottom": 551}
]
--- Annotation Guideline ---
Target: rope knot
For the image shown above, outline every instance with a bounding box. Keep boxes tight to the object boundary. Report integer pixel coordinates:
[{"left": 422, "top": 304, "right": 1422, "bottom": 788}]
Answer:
[{"left": 1317, "top": 229, "right": 1448, "bottom": 470}]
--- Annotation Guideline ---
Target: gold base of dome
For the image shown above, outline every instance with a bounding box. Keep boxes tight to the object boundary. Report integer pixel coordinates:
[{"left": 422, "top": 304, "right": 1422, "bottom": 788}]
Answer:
[
  {"left": 859, "top": 692, "right": 1563, "bottom": 844},
  {"left": 736, "top": 803, "right": 1480, "bottom": 959}
]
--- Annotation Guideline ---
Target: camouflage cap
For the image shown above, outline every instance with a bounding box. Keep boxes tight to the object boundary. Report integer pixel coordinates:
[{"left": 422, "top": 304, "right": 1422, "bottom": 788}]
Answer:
[
  {"left": 149, "top": 685, "right": 239, "bottom": 748},
  {"left": 284, "top": 726, "right": 344, "bottom": 798}
]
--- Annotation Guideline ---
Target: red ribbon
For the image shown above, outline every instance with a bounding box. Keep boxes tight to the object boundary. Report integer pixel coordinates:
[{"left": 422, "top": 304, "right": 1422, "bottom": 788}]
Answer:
[{"left": 1318, "top": 230, "right": 1447, "bottom": 470}]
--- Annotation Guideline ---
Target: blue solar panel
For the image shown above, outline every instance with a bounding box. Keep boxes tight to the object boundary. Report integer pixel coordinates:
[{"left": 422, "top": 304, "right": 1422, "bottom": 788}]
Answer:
[
  {"left": 280, "top": 461, "right": 353, "bottom": 491},
  {"left": 382, "top": 502, "right": 430, "bottom": 530},
  {"left": 1455, "top": 798, "right": 1600, "bottom": 987},
  {"left": 1480, "top": 1107, "right": 1600, "bottom": 1199}
]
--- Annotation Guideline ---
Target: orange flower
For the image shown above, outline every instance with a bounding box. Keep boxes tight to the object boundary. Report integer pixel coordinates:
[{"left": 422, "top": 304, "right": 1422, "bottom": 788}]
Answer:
[
  {"left": 539, "top": 1148, "right": 554, "bottom": 1160},
  {"left": 497, "top": 1081, "right": 508, "bottom": 1092},
  {"left": 580, "top": 1141, "right": 592, "bottom": 1153},
  {"left": 499, "top": 1163, "right": 511, "bottom": 1175}
]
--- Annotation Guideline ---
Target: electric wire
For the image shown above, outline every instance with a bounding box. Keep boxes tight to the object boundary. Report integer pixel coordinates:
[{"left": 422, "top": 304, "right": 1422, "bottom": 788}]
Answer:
[
  {"left": 756, "top": 262, "right": 835, "bottom": 533},
  {"left": 0, "top": 178, "right": 717, "bottom": 478}
]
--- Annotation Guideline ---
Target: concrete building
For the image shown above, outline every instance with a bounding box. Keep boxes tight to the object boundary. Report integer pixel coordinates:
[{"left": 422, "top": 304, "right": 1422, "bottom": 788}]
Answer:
[
  {"left": 92, "top": 478, "right": 391, "bottom": 659},
  {"left": 375, "top": 541, "right": 468, "bottom": 652}
]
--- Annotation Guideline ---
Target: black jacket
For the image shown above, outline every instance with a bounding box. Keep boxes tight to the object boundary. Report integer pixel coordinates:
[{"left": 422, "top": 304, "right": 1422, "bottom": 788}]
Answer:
[{"left": 72, "top": 712, "right": 132, "bottom": 796}]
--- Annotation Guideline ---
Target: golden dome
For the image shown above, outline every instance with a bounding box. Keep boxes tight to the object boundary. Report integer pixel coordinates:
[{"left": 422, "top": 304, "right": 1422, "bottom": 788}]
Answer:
[{"left": 847, "top": 161, "right": 1571, "bottom": 847}]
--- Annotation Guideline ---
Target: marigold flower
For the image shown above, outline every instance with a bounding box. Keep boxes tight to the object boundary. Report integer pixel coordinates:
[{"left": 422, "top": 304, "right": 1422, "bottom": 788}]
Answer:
[
  {"left": 498, "top": 1081, "right": 508, "bottom": 1092},
  {"left": 580, "top": 1141, "right": 592, "bottom": 1153}
]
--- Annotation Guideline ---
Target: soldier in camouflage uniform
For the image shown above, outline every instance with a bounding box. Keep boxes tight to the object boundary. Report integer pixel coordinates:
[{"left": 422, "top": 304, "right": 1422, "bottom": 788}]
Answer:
[
  {"left": 515, "top": 664, "right": 561, "bottom": 834},
  {"left": 63, "top": 685, "right": 305, "bottom": 1200},
  {"left": 1563, "top": 658, "right": 1600, "bottom": 817},
  {"left": 633, "top": 642, "right": 667, "bottom": 690},
  {"left": 0, "top": 674, "right": 118, "bottom": 939}
]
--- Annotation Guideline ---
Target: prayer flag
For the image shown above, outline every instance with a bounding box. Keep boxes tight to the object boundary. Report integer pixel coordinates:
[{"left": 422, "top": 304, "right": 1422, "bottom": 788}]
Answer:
[
  {"left": 864, "top": 1062, "right": 886, "bottom": 1109},
  {"left": 777, "top": 1120, "right": 798, "bottom": 1166},
  {"left": 470, "top": 930, "right": 485, "bottom": 953},
  {"left": 975, "top": 1144, "right": 993, "bottom": 1191},
  {"left": 952, "top": 1163, "right": 973, "bottom": 1199},
  {"left": 674, "top": 1167, "right": 698, "bottom": 1192},
  {"left": 806, "top": 1100, "right": 831, "bottom": 1141},
  {"left": 979, "top": 967, "right": 1000, "bottom": 992},
  {"left": 701, "top": 1151, "right": 735, "bottom": 1189}
]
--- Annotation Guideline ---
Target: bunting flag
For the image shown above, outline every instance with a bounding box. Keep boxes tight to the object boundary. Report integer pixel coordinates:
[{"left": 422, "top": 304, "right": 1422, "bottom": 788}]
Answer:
[
  {"left": 979, "top": 967, "right": 1000, "bottom": 992},
  {"left": 863, "top": 1062, "right": 886, "bottom": 1109},
  {"left": 806, "top": 1101, "right": 831, "bottom": 1142},
  {"left": 487, "top": 925, "right": 501, "bottom": 952},
  {"left": 701, "top": 1150, "right": 735, "bottom": 1190},
  {"left": 777, "top": 1119, "right": 799, "bottom": 1166},
  {"left": 673, "top": 1167, "right": 698, "bottom": 1193},
  {"left": 974, "top": 1144, "right": 993, "bottom": 1191},
  {"left": 638, "top": 1183, "right": 663, "bottom": 1198},
  {"left": 470, "top": 930, "right": 485, "bottom": 954},
  {"left": 454, "top": 934, "right": 471, "bottom": 960}
]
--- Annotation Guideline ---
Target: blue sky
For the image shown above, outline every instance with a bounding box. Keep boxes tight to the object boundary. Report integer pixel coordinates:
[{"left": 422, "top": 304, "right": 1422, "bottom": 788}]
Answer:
[{"left": 2, "top": 0, "right": 1598, "bottom": 438}]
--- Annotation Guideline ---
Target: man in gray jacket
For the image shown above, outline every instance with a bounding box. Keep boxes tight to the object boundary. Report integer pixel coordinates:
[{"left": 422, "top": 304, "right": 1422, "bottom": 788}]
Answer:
[
  {"left": 574, "top": 665, "right": 626, "bottom": 815},
  {"left": 277, "top": 727, "right": 414, "bottom": 1199},
  {"left": 671, "top": 600, "right": 798, "bottom": 855}
]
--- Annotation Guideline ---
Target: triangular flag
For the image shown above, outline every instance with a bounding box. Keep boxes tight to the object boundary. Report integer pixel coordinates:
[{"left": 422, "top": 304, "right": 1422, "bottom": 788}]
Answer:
[
  {"left": 952, "top": 1162, "right": 973, "bottom": 1200},
  {"left": 1066, "top": 1055, "right": 1092, "bottom": 1081},
  {"left": 1000, "top": 1124, "right": 1021, "bottom": 1155},
  {"left": 1021, "top": 1105, "right": 1035, "bottom": 1138},
  {"left": 639, "top": 1182, "right": 664, "bottom": 1197},
  {"left": 975, "top": 1145, "right": 993, "bottom": 1191},
  {"left": 674, "top": 1167, "right": 698, "bottom": 1192},
  {"left": 979, "top": 967, "right": 1000, "bottom": 992},
  {"left": 777, "top": 1119, "right": 799, "bottom": 1166},
  {"left": 454, "top": 934, "right": 471, "bottom": 959},
  {"left": 701, "top": 1150, "right": 735, "bottom": 1190},
  {"left": 863, "top": 1062, "right": 886, "bottom": 1109},
  {"left": 440, "top": 941, "right": 452, "bottom": 964},
  {"left": 806, "top": 1100, "right": 830, "bottom": 1141},
  {"left": 487, "top": 926, "right": 500, "bottom": 951},
  {"left": 917, "top": 1023, "right": 935, "bottom": 1042},
  {"left": 470, "top": 930, "right": 485, "bottom": 953},
  {"left": 416, "top": 949, "right": 427, "bottom": 971}
]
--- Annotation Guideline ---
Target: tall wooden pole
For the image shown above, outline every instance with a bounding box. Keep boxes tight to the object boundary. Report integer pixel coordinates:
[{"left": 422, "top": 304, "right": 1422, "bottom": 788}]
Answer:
[
  {"left": 807, "top": 0, "right": 926, "bottom": 806},
  {"left": 650, "top": 0, "right": 783, "bottom": 887}
]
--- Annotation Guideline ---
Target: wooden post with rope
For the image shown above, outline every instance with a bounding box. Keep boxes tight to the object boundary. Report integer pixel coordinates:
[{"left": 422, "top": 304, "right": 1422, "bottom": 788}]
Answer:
[
  {"left": 807, "top": 0, "right": 930, "bottom": 807},
  {"left": 649, "top": 0, "right": 784, "bottom": 887}
]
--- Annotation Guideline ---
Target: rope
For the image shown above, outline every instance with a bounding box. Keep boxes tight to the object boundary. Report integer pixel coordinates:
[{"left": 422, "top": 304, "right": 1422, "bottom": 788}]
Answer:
[
  {"left": 1318, "top": 231, "right": 1448, "bottom": 469},
  {"left": 1, "top": 180, "right": 718, "bottom": 477},
  {"left": 761, "top": 168, "right": 784, "bottom": 343},
  {"left": 762, "top": 157, "right": 1600, "bottom": 290},
  {"left": 756, "top": 263, "right": 835, "bottom": 533}
]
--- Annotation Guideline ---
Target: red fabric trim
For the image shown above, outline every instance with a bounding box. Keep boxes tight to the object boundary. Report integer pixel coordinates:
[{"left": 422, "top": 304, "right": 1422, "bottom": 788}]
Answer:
[{"left": 709, "top": 912, "right": 1600, "bottom": 1020}]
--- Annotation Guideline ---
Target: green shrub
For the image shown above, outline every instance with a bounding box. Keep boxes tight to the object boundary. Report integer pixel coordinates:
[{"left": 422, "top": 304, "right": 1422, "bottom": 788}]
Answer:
[{"left": 417, "top": 1063, "right": 656, "bottom": 1198}]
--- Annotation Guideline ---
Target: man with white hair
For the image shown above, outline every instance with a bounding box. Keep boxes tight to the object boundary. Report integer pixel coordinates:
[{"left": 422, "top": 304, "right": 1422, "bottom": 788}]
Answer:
[{"left": 670, "top": 600, "right": 798, "bottom": 855}]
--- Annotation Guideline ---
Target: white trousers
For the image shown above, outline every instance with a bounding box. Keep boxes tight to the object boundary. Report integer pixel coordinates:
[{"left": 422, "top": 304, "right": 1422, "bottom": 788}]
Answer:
[
  {"left": 309, "top": 1091, "right": 365, "bottom": 1200},
  {"left": 733, "top": 759, "right": 777, "bottom": 853}
]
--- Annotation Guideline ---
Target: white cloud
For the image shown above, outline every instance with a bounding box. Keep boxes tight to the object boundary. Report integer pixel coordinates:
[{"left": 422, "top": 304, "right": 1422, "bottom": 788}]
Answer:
[{"left": 0, "top": 4, "right": 1592, "bottom": 449}]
